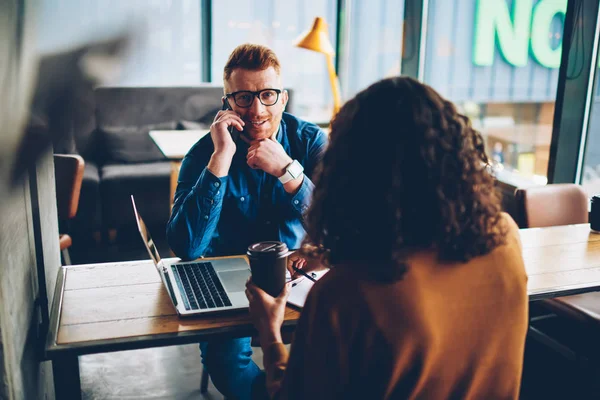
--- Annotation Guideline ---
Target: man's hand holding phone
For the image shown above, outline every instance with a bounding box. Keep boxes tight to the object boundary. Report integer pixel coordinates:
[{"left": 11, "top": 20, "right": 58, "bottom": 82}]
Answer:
[
  {"left": 206, "top": 99, "right": 244, "bottom": 177},
  {"left": 211, "top": 100, "right": 244, "bottom": 153}
]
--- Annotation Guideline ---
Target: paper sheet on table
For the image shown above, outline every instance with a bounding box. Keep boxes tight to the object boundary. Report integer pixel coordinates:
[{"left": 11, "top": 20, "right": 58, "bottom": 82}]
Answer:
[{"left": 287, "top": 270, "right": 329, "bottom": 308}]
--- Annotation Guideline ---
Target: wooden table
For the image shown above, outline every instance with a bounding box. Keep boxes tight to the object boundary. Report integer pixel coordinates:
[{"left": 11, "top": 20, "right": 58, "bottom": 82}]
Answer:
[
  {"left": 521, "top": 224, "right": 600, "bottom": 300},
  {"left": 45, "top": 224, "right": 600, "bottom": 398},
  {"left": 45, "top": 256, "right": 299, "bottom": 399},
  {"left": 149, "top": 129, "right": 210, "bottom": 205}
]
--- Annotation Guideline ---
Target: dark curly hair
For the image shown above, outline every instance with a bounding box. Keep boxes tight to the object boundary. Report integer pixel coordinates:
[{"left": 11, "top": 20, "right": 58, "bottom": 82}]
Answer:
[{"left": 303, "top": 76, "right": 506, "bottom": 281}]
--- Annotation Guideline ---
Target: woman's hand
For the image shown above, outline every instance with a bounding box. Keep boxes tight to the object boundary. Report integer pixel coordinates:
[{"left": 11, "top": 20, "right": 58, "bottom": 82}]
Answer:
[
  {"left": 287, "top": 253, "right": 307, "bottom": 280},
  {"left": 287, "top": 252, "right": 327, "bottom": 280},
  {"left": 245, "top": 278, "right": 290, "bottom": 345}
]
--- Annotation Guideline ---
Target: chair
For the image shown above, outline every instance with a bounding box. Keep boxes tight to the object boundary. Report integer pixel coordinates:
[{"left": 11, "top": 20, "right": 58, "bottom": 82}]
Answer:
[
  {"left": 514, "top": 183, "right": 589, "bottom": 228},
  {"left": 515, "top": 184, "right": 600, "bottom": 362},
  {"left": 54, "top": 154, "right": 85, "bottom": 265}
]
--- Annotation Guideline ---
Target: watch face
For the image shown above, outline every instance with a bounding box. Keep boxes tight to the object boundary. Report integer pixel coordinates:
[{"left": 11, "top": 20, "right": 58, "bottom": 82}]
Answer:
[{"left": 288, "top": 160, "right": 304, "bottom": 178}]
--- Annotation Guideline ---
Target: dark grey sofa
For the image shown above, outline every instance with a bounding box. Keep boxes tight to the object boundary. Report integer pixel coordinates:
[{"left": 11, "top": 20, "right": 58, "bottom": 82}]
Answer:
[
  {"left": 68, "top": 85, "right": 226, "bottom": 244},
  {"left": 64, "top": 85, "right": 294, "bottom": 251}
]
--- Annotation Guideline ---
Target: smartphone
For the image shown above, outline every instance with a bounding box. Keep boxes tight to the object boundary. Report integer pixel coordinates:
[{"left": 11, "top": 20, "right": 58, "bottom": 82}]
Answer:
[
  {"left": 221, "top": 97, "right": 232, "bottom": 112},
  {"left": 221, "top": 97, "right": 239, "bottom": 141}
]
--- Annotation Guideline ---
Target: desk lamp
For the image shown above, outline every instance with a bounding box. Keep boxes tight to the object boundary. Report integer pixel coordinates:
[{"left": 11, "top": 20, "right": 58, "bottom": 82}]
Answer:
[{"left": 294, "top": 17, "right": 342, "bottom": 117}]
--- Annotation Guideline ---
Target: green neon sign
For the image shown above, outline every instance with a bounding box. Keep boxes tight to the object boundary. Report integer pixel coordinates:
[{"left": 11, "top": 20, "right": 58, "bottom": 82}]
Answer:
[
  {"left": 473, "top": 0, "right": 567, "bottom": 69},
  {"left": 531, "top": 0, "right": 566, "bottom": 68}
]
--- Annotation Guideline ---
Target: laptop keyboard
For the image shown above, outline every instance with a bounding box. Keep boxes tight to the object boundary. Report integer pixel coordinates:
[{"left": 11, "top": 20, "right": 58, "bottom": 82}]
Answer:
[{"left": 172, "top": 262, "right": 232, "bottom": 311}]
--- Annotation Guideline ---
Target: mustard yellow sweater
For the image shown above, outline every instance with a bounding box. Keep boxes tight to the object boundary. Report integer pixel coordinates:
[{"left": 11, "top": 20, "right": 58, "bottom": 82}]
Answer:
[{"left": 264, "top": 213, "right": 528, "bottom": 399}]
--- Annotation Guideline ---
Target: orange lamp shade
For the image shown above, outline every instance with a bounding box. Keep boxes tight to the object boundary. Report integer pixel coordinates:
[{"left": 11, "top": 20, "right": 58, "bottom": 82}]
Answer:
[{"left": 294, "top": 17, "right": 335, "bottom": 55}]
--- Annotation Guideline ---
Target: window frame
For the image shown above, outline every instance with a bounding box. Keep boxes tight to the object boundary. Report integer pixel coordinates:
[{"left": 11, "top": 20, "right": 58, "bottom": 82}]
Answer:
[
  {"left": 549, "top": 0, "right": 600, "bottom": 184},
  {"left": 201, "top": 0, "right": 212, "bottom": 82}
]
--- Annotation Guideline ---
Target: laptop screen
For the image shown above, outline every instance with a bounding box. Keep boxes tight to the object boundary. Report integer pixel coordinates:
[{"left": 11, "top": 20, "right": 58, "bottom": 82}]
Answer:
[{"left": 131, "top": 195, "right": 161, "bottom": 266}]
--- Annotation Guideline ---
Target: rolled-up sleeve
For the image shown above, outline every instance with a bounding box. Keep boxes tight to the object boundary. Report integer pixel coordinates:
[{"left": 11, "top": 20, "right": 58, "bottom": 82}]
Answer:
[
  {"left": 166, "top": 148, "right": 227, "bottom": 260},
  {"left": 288, "top": 175, "right": 314, "bottom": 217}
]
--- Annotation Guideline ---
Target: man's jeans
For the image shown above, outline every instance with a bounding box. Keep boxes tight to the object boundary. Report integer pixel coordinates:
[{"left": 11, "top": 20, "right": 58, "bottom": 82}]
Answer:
[{"left": 200, "top": 337, "right": 265, "bottom": 400}]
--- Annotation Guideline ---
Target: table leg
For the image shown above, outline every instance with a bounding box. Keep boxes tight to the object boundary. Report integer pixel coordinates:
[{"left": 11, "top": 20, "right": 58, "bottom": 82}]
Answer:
[
  {"left": 53, "top": 355, "right": 81, "bottom": 400},
  {"left": 170, "top": 161, "right": 182, "bottom": 209}
]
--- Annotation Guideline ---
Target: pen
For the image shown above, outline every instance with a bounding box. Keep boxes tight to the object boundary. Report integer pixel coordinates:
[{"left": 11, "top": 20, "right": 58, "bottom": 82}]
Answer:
[{"left": 291, "top": 264, "right": 317, "bottom": 283}]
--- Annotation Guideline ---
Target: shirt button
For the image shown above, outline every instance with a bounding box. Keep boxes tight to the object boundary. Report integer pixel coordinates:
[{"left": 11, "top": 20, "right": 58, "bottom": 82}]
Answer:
[
  {"left": 240, "top": 196, "right": 245, "bottom": 202},
  {"left": 203, "top": 215, "right": 209, "bottom": 220},
  {"left": 294, "top": 200, "right": 299, "bottom": 205},
  {"left": 214, "top": 182, "right": 220, "bottom": 187}
]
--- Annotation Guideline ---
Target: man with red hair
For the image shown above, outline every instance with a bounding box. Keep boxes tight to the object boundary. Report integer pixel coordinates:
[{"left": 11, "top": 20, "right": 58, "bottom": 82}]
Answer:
[{"left": 167, "top": 43, "right": 327, "bottom": 399}]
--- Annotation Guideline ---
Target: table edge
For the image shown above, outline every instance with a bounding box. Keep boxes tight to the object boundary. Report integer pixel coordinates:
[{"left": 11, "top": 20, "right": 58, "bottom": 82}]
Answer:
[
  {"left": 44, "top": 267, "right": 66, "bottom": 359},
  {"left": 44, "top": 317, "right": 297, "bottom": 358},
  {"left": 528, "top": 282, "right": 600, "bottom": 301}
]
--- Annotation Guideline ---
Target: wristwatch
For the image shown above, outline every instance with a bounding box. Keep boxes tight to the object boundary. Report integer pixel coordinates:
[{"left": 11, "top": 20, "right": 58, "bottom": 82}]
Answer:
[{"left": 278, "top": 160, "right": 304, "bottom": 184}]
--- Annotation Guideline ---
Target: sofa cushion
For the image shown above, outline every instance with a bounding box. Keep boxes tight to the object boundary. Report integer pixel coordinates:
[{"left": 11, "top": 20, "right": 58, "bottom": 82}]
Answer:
[
  {"left": 100, "top": 162, "right": 171, "bottom": 229},
  {"left": 100, "top": 121, "right": 176, "bottom": 164},
  {"left": 177, "top": 104, "right": 221, "bottom": 129}
]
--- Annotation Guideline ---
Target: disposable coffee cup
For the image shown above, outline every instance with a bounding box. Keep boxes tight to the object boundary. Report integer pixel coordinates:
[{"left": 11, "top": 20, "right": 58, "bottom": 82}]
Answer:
[
  {"left": 247, "top": 241, "right": 290, "bottom": 297},
  {"left": 591, "top": 195, "right": 600, "bottom": 232}
]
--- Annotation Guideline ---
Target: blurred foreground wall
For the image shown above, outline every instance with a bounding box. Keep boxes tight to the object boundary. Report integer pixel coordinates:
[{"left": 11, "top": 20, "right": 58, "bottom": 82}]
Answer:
[{"left": 0, "top": 1, "right": 60, "bottom": 398}]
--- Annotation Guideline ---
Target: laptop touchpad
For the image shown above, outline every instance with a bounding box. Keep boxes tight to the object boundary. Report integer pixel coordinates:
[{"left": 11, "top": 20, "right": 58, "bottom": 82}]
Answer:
[{"left": 219, "top": 270, "right": 250, "bottom": 293}]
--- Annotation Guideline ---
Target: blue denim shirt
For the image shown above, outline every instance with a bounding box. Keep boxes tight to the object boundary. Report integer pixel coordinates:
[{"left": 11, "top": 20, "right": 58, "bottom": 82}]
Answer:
[{"left": 166, "top": 113, "right": 327, "bottom": 260}]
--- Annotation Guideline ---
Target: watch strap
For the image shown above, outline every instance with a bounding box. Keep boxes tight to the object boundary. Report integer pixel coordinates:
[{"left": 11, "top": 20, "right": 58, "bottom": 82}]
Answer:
[
  {"left": 278, "top": 160, "right": 303, "bottom": 184},
  {"left": 278, "top": 171, "right": 294, "bottom": 184}
]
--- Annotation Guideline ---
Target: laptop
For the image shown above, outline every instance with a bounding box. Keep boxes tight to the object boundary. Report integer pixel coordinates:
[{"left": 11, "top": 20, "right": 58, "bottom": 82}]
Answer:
[{"left": 131, "top": 195, "right": 250, "bottom": 316}]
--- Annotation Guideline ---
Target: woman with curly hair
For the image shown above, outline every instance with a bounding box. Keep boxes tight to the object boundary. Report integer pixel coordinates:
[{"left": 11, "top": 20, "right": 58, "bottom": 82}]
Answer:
[{"left": 246, "top": 76, "right": 528, "bottom": 399}]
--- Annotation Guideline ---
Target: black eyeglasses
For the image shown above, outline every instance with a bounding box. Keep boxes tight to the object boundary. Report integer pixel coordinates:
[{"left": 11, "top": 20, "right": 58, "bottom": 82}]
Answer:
[{"left": 225, "top": 89, "right": 282, "bottom": 108}]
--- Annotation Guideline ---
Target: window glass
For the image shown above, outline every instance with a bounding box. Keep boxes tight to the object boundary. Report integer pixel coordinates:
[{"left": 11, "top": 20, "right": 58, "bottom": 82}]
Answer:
[
  {"left": 37, "top": 0, "right": 203, "bottom": 85},
  {"left": 423, "top": 0, "right": 566, "bottom": 185},
  {"left": 579, "top": 52, "right": 600, "bottom": 196},
  {"left": 212, "top": 0, "right": 338, "bottom": 121},
  {"left": 340, "top": 0, "right": 405, "bottom": 98}
]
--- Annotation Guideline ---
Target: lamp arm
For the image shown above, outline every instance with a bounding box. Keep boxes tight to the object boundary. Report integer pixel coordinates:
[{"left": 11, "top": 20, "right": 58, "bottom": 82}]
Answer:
[{"left": 325, "top": 54, "right": 342, "bottom": 116}]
